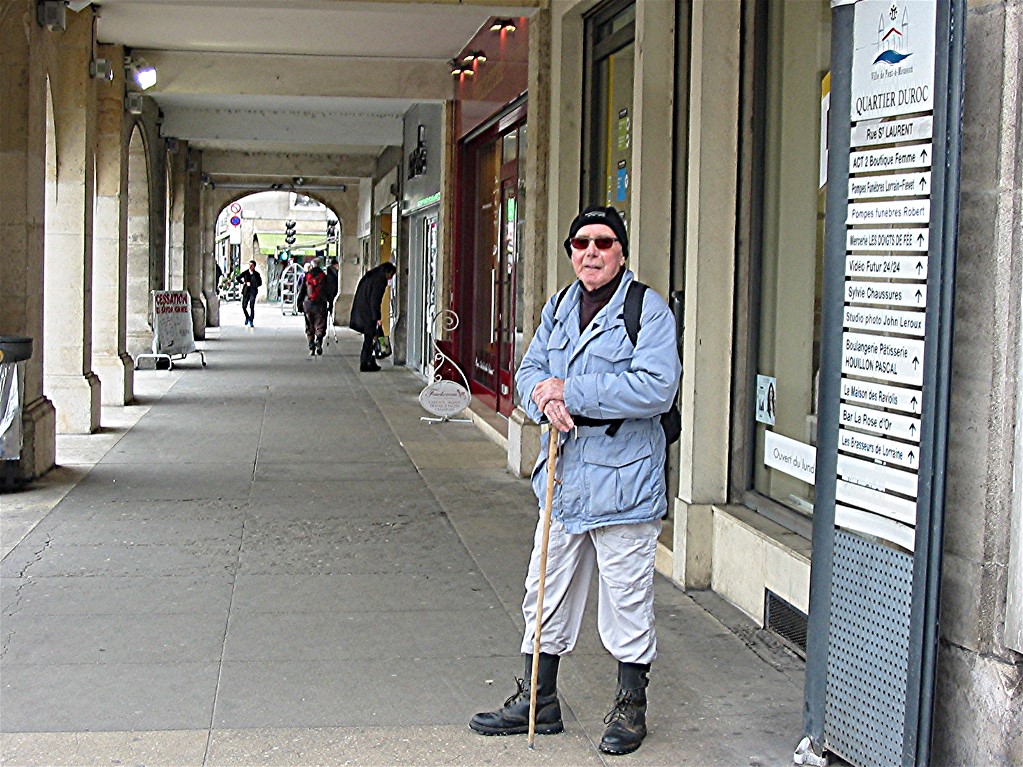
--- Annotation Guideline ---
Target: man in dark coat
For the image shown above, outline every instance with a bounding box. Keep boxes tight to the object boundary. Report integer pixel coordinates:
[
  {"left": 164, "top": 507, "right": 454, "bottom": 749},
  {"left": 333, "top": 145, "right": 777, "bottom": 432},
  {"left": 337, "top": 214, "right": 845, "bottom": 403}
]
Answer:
[
  {"left": 349, "top": 261, "right": 397, "bottom": 372},
  {"left": 237, "top": 260, "right": 262, "bottom": 327},
  {"left": 325, "top": 258, "right": 340, "bottom": 307}
]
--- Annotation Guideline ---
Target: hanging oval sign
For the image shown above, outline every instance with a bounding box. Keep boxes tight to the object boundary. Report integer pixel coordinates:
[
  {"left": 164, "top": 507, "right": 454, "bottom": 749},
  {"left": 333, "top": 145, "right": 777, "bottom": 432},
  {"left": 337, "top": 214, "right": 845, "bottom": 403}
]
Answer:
[{"left": 419, "top": 379, "right": 472, "bottom": 418}]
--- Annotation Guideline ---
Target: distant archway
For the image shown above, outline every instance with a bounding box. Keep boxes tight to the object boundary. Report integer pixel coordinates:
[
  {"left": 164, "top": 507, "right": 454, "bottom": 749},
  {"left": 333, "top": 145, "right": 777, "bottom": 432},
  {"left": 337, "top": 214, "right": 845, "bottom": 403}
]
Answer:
[
  {"left": 212, "top": 190, "right": 343, "bottom": 314},
  {"left": 125, "top": 125, "right": 152, "bottom": 357}
]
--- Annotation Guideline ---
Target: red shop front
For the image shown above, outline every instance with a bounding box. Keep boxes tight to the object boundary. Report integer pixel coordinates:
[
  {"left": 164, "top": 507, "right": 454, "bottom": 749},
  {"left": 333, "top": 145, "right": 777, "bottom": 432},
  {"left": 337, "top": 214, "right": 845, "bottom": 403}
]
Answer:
[{"left": 449, "top": 17, "right": 529, "bottom": 418}]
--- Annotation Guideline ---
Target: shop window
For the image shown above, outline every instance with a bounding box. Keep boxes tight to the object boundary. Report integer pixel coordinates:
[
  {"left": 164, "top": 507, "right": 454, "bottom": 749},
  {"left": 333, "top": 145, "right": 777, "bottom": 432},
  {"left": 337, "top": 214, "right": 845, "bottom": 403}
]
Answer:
[
  {"left": 584, "top": 1, "right": 635, "bottom": 213},
  {"left": 751, "top": 0, "right": 831, "bottom": 520}
]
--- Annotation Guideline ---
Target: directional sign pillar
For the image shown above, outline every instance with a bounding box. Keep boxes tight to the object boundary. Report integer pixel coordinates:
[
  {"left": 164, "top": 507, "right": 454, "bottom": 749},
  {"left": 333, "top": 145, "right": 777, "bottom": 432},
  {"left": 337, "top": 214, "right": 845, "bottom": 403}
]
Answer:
[{"left": 802, "top": 2, "right": 965, "bottom": 766}]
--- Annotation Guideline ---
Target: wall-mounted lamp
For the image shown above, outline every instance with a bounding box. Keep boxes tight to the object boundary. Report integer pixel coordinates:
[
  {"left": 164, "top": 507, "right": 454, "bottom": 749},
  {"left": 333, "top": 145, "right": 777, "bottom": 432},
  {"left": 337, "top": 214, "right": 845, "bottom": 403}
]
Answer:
[
  {"left": 126, "top": 56, "right": 157, "bottom": 90},
  {"left": 89, "top": 58, "right": 114, "bottom": 82},
  {"left": 36, "top": 0, "right": 66, "bottom": 31},
  {"left": 462, "top": 50, "right": 487, "bottom": 63},
  {"left": 125, "top": 92, "right": 144, "bottom": 115},
  {"left": 489, "top": 18, "right": 516, "bottom": 33}
]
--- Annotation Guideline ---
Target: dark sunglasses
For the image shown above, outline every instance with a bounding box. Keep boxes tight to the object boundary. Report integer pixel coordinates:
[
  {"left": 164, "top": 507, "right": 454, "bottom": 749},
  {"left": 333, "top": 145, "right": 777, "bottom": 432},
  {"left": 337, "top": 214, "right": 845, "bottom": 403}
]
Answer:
[{"left": 570, "top": 236, "right": 619, "bottom": 250}]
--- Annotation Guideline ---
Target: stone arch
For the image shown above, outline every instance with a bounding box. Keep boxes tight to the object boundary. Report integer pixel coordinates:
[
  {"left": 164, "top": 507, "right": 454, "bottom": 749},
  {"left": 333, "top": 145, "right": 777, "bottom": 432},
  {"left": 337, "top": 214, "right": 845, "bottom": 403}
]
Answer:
[
  {"left": 126, "top": 124, "right": 153, "bottom": 357},
  {"left": 210, "top": 189, "right": 345, "bottom": 308}
]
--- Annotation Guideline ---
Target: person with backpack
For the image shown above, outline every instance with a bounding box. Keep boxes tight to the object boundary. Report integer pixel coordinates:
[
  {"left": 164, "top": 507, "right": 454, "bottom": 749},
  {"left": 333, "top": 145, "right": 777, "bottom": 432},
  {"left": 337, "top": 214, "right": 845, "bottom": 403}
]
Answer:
[
  {"left": 469, "top": 205, "right": 681, "bottom": 756},
  {"left": 297, "top": 258, "right": 328, "bottom": 356}
]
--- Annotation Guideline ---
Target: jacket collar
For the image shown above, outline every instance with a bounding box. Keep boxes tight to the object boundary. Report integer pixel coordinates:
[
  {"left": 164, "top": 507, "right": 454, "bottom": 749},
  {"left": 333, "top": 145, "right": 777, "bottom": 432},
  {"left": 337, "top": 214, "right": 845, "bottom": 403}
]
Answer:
[{"left": 554, "top": 270, "right": 634, "bottom": 352}]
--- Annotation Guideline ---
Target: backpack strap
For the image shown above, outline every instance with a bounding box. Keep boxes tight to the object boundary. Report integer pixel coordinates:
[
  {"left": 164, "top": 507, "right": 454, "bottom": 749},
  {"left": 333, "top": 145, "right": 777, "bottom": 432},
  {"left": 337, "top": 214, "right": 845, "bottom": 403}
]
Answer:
[
  {"left": 623, "top": 280, "right": 648, "bottom": 347},
  {"left": 553, "top": 279, "right": 647, "bottom": 340},
  {"left": 553, "top": 284, "right": 572, "bottom": 315}
]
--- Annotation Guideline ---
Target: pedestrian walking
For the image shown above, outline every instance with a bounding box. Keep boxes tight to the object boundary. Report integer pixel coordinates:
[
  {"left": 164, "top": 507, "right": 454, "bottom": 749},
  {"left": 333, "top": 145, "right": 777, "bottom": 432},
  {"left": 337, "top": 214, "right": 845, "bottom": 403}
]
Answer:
[
  {"left": 469, "top": 205, "right": 681, "bottom": 756},
  {"left": 349, "top": 261, "right": 397, "bottom": 372},
  {"left": 237, "top": 260, "right": 262, "bottom": 327},
  {"left": 325, "top": 257, "right": 340, "bottom": 308},
  {"left": 297, "top": 258, "right": 329, "bottom": 356}
]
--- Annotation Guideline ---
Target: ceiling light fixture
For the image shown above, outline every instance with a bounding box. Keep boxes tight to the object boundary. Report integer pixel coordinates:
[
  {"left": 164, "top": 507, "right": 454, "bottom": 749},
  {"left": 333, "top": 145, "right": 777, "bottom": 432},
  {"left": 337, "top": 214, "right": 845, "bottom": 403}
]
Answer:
[
  {"left": 462, "top": 50, "right": 487, "bottom": 63},
  {"left": 126, "top": 56, "right": 157, "bottom": 90},
  {"left": 490, "top": 18, "right": 516, "bottom": 33},
  {"left": 450, "top": 59, "right": 475, "bottom": 77}
]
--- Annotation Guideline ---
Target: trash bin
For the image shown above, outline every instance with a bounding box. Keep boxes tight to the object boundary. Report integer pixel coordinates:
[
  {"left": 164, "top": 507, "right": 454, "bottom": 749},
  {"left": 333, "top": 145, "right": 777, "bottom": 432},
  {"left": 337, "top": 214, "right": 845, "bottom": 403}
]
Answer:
[{"left": 0, "top": 336, "right": 32, "bottom": 490}]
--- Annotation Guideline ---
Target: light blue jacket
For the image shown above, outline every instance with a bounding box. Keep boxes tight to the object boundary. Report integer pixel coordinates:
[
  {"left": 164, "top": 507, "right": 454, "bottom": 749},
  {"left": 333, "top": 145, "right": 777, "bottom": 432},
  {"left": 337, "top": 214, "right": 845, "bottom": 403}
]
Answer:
[{"left": 516, "top": 270, "right": 682, "bottom": 533}]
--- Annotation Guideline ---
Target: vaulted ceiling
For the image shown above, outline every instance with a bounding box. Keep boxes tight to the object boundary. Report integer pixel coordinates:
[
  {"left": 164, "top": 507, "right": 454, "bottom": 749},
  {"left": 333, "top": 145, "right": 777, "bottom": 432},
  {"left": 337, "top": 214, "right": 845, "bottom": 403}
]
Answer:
[{"left": 89, "top": 0, "right": 540, "bottom": 180}]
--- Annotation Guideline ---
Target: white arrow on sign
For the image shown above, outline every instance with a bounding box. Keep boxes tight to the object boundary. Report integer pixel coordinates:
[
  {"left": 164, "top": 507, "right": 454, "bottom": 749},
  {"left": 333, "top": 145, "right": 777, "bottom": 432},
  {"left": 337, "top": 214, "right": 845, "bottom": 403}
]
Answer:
[
  {"left": 839, "top": 427, "right": 918, "bottom": 470},
  {"left": 845, "top": 281, "right": 928, "bottom": 309},
  {"left": 841, "top": 378, "right": 922, "bottom": 415},
  {"left": 848, "top": 171, "right": 932, "bottom": 200},
  {"left": 847, "top": 228, "right": 929, "bottom": 252},
  {"left": 845, "top": 255, "right": 927, "bottom": 279},
  {"left": 840, "top": 403, "right": 921, "bottom": 443},
  {"left": 850, "top": 143, "right": 934, "bottom": 175},
  {"left": 842, "top": 331, "right": 926, "bottom": 386}
]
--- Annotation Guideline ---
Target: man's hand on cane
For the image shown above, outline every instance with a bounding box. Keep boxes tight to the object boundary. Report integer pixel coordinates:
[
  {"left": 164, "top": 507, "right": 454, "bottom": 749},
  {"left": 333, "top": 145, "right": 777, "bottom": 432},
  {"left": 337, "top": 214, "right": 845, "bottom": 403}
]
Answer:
[{"left": 533, "top": 378, "right": 574, "bottom": 433}]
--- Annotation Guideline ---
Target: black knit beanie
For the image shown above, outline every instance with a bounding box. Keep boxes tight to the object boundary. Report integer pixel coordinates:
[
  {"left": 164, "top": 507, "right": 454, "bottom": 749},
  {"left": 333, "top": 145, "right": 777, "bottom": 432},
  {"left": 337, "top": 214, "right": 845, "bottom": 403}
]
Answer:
[{"left": 563, "top": 205, "right": 629, "bottom": 259}]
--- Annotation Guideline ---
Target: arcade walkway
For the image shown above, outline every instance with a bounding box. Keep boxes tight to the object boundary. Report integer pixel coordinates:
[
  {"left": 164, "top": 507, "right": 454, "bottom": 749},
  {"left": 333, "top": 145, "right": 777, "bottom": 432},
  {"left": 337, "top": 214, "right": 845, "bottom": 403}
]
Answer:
[{"left": 0, "top": 307, "right": 803, "bottom": 766}]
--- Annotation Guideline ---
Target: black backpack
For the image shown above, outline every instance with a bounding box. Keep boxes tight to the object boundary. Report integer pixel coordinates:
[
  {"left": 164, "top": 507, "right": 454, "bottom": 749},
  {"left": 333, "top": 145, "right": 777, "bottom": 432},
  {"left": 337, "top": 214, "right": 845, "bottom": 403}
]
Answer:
[{"left": 553, "top": 280, "right": 682, "bottom": 444}]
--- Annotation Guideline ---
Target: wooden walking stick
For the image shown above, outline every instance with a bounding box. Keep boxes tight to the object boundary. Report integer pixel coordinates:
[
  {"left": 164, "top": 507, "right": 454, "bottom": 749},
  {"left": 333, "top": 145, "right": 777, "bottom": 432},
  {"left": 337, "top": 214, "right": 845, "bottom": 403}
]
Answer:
[{"left": 528, "top": 426, "right": 560, "bottom": 749}]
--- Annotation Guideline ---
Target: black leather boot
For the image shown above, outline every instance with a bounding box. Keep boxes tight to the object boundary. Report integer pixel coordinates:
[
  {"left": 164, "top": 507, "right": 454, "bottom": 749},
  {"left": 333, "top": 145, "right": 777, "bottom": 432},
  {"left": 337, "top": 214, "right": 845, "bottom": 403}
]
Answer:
[
  {"left": 599, "top": 661, "right": 650, "bottom": 755},
  {"left": 469, "top": 653, "right": 563, "bottom": 736}
]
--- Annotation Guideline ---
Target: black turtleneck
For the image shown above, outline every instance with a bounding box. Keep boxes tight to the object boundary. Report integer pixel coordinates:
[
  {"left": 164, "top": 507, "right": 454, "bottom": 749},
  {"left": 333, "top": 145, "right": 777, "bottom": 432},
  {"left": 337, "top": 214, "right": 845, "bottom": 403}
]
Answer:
[{"left": 579, "top": 269, "right": 625, "bottom": 331}]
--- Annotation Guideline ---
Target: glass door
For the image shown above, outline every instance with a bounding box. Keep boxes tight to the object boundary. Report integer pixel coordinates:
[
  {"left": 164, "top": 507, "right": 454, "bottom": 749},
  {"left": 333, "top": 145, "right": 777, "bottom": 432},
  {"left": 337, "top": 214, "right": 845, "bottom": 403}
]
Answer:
[
  {"left": 497, "top": 178, "right": 519, "bottom": 416},
  {"left": 456, "top": 108, "right": 527, "bottom": 415},
  {"left": 468, "top": 140, "right": 501, "bottom": 408}
]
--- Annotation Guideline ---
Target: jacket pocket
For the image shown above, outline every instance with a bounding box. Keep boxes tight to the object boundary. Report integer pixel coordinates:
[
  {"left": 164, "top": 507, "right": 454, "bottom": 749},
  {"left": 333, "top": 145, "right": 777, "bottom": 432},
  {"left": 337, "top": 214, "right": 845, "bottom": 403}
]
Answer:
[
  {"left": 588, "top": 336, "right": 633, "bottom": 374},
  {"left": 581, "top": 432, "right": 653, "bottom": 515}
]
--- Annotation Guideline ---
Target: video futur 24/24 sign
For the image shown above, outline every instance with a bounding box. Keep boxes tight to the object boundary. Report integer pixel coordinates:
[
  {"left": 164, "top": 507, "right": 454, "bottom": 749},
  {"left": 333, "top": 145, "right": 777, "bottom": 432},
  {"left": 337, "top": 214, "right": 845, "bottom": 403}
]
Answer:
[{"left": 851, "top": 1, "right": 936, "bottom": 120}]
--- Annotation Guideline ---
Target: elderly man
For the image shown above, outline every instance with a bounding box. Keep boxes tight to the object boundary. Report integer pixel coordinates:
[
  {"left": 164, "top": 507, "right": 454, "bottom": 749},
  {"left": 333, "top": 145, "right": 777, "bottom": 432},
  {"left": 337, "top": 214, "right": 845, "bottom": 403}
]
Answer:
[{"left": 469, "top": 205, "right": 681, "bottom": 756}]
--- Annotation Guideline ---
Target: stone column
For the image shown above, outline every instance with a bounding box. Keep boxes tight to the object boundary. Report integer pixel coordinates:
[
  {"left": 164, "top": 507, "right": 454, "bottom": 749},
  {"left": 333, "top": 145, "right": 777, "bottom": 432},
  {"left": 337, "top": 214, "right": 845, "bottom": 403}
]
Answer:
[
  {"left": 508, "top": 7, "right": 552, "bottom": 477},
  {"left": 320, "top": 186, "right": 361, "bottom": 322},
  {"left": 92, "top": 43, "right": 134, "bottom": 405},
  {"left": 0, "top": 0, "right": 56, "bottom": 478},
  {"left": 672, "top": 0, "right": 741, "bottom": 588},
  {"left": 166, "top": 141, "right": 187, "bottom": 291},
  {"left": 43, "top": 6, "right": 101, "bottom": 434},
  {"left": 202, "top": 193, "right": 220, "bottom": 327},
  {"left": 184, "top": 146, "right": 206, "bottom": 338},
  {"left": 629, "top": 0, "right": 675, "bottom": 290},
  {"left": 126, "top": 122, "right": 154, "bottom": 357}
]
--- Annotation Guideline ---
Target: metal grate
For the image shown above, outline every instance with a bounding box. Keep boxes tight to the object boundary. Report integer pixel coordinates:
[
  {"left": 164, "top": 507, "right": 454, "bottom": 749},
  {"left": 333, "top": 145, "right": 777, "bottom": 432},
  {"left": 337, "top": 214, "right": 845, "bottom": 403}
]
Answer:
[
  {"left": 824, "top": 529, "right": 913, "bottom": 767},
  {"left": 765, "top": 589, "right": 808, "bottom": 656}
]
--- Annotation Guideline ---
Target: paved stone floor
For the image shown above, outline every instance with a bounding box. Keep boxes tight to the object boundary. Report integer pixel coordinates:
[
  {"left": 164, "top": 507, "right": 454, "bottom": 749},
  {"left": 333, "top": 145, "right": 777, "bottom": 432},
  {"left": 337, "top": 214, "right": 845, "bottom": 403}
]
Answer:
[{"left": 0, "top": 304, "right": 804, "bottom": 766}]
